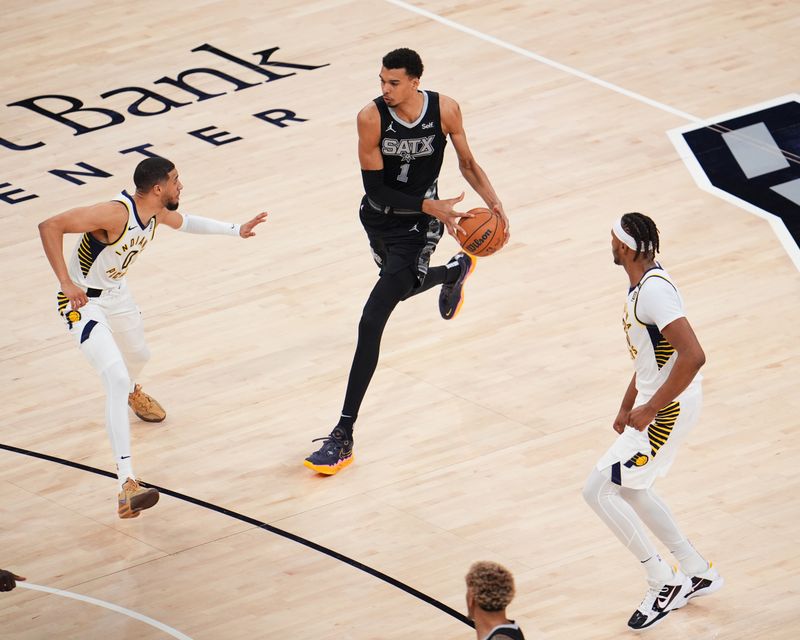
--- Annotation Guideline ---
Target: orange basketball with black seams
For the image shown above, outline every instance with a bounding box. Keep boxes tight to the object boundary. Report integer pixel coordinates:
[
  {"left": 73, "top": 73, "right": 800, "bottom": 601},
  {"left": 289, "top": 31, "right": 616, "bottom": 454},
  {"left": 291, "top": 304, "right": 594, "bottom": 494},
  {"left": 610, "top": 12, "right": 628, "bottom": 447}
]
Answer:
[{"left": 458, "top": 207, "right": 506, "bottom": 257}]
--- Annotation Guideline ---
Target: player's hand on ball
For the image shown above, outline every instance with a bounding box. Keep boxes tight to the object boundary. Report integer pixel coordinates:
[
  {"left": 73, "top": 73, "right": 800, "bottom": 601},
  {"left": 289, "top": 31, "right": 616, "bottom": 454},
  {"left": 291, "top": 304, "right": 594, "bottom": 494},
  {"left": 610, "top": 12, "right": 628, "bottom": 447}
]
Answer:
[
  {"left": 423, "top": 192, "right": 472, "bottom": 239},
  {"left": 493, "top": 203, "right": 510, "bottom": 246},
  {"left": 240, "top": 211, "right": 268, "bottom": 238}
]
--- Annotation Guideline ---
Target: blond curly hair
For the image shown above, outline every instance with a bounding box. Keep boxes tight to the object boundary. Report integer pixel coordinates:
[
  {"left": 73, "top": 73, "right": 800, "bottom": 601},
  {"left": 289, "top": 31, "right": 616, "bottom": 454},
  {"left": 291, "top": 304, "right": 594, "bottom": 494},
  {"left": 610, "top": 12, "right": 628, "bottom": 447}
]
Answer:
[{"left": 465, "top": 561, "right": 515, "bottom": 612}]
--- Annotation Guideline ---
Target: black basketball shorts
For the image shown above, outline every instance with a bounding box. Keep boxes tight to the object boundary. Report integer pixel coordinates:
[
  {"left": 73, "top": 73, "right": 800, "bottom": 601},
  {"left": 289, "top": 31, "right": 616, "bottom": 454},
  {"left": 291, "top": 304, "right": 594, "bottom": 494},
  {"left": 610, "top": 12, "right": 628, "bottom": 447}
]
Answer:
[{"left": 359, "top": 196, "right": 444, "bottom": 289}]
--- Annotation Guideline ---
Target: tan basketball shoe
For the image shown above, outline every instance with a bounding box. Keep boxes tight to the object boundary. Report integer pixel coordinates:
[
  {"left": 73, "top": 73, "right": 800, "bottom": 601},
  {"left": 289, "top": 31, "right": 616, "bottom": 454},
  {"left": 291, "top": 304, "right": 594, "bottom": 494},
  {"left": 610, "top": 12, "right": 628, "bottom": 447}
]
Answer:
[
  {"left": 128, "top": 384, "right": 166, "bottom": 422},
  {"left": 117, "top": 478, "right": 160, "bottom": 519}
]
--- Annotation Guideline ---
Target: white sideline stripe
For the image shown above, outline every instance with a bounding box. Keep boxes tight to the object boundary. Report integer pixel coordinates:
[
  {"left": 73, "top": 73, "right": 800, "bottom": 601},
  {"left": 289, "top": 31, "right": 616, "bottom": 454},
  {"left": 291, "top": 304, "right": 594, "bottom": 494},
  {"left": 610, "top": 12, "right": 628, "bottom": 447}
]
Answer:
[
  {"left": 386, "top": 1, "right": 800, "bottom": 272},
  {"left": 385, "top": 0, "right": 702, "bottom": 123},
  {"left": 17, "top": 582, "right": 194, "bottom": 640}
]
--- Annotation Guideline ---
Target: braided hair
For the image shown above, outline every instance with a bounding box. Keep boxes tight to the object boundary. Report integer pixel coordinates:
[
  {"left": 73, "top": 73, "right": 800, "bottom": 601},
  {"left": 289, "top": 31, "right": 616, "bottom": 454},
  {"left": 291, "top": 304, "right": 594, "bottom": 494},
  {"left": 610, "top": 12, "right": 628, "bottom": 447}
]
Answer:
[{"left": 621, "top": 212, "right": 660, "bottom": 260}]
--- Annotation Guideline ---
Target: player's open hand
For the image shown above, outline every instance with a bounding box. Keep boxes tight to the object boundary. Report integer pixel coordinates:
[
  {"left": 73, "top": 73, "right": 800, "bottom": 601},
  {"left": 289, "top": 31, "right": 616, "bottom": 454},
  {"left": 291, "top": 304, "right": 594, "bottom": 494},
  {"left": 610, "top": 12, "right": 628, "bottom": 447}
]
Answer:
[
  {"left": 239, "top": 212, "right": 268, "bottom": 238},
  {"left": 424, "top": 192, "right": 473, "bottom": 239}
]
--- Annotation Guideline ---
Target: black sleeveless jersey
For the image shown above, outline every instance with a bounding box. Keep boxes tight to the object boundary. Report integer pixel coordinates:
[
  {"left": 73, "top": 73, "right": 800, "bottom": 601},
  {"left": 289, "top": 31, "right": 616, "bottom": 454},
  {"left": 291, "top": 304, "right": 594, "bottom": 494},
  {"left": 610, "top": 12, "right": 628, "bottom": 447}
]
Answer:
[
  {"left": 372, "top": 90, "right": 447, "bottom": 201},
  {"left": 485, "top": 622, "right": 526, "bottom": 640}
]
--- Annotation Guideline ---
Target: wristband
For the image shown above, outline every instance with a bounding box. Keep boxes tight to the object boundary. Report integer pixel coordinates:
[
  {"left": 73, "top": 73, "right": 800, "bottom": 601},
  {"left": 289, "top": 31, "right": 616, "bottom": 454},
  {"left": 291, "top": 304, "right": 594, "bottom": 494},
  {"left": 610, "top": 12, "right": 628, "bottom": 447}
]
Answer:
[{"left": 179, "top": 214, "right": 240, "bottom": 237}]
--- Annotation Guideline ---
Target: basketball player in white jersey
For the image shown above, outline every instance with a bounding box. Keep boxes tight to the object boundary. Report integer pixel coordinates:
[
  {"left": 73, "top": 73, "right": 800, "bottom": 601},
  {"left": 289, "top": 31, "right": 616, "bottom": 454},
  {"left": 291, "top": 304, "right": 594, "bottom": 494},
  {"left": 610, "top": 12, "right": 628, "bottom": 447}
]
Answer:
[
  {"left": 582, "top": 212, "right": 723, "bottom": 631},
  {"left": 38, "top": 157, "right": 267, "bottom": 518}
]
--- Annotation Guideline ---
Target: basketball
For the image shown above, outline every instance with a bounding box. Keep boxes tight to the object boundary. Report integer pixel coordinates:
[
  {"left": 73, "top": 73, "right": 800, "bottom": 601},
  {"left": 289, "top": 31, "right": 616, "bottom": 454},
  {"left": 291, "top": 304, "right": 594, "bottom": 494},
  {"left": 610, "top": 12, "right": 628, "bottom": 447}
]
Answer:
[{"left": 458, "top": 207, "right": 506, "bottom": 257}]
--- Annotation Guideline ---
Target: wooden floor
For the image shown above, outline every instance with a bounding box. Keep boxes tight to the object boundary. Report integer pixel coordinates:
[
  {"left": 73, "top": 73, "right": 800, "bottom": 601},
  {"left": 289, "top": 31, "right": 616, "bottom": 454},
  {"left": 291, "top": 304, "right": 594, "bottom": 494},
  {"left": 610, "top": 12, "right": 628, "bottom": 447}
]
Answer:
[{"left": 2, "top": 1, "right": 799, "bottom": 638}]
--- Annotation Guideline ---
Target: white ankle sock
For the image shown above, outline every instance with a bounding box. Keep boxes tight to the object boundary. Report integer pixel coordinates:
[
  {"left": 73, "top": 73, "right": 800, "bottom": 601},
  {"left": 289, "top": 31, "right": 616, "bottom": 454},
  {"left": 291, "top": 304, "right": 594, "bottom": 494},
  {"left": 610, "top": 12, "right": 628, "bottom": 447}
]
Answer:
[
  {"left": 117, "top": 457, "right": 134, "bottom": 490},
  {"left": 642, "top": 554, "right": 673, "bottom": 586},
  {"left": 671, "top": 539, "right": 709, "bottom": 575}
]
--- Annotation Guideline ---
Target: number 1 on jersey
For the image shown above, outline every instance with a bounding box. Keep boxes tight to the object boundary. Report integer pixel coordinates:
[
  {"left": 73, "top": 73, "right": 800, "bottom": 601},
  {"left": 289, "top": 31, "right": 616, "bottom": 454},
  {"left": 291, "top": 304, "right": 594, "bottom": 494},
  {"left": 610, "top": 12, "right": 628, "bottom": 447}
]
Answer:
[{"left": 397, "top": 162, "right": 410, "bottom": 183}]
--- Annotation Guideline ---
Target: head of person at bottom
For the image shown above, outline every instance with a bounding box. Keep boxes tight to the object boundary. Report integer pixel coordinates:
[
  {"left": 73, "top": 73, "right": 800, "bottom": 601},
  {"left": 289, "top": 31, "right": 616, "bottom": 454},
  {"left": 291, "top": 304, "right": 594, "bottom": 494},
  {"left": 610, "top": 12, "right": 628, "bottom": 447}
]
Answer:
[{"left": 465, "top": 561, "right": 516, "bottom": 632}]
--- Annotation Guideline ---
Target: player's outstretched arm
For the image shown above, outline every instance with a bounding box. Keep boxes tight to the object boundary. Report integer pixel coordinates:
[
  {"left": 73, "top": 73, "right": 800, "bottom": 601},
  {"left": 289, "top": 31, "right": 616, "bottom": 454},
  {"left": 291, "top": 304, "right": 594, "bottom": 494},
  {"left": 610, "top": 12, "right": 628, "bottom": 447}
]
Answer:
[
  {"left": 38, "top": 201, "right": 128, "bottom": 310},
  {"left": 441, "top": 95, "right": 510, "bottom": 246},
  {"left": 158, "top": 210, "right": 268, "bottom": 238}
]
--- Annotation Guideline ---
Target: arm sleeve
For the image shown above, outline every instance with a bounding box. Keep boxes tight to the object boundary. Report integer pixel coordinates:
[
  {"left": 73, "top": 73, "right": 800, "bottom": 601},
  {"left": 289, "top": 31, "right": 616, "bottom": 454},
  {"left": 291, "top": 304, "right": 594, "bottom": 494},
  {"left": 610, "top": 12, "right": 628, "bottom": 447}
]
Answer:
[
  {"left": 635, "top": 277, "right": 685, "bottom": 330},
  {"left": 361, "top": 170, "right": 425, "bottom": 215},
  {"left": 178, "top": 214, "right": 240, "bottom": 237}
]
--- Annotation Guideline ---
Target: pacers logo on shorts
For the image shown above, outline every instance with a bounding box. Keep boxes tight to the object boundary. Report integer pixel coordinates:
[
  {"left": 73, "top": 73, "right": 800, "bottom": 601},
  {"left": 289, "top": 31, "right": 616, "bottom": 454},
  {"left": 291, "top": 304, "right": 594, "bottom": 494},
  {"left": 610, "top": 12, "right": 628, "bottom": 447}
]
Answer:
[
  {"left": 65, "top": 309, "right": 81, "bottom": 329},
  {"left": 624, "top": 452, "right": 649, "bottom": 468}
]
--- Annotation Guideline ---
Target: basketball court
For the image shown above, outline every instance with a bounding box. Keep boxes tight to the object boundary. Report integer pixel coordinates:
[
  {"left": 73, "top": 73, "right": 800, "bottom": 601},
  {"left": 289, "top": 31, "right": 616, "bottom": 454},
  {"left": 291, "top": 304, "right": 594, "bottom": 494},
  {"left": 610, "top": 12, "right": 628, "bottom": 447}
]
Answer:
[{"left": 2, "top": 1, "right": 799, "bottom": 638}]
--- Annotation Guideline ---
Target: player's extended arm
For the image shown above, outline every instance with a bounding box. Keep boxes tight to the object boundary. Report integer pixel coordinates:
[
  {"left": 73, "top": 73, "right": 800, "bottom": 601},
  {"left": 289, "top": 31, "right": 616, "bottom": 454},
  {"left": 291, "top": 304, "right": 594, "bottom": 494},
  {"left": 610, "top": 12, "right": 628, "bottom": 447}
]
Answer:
[
  {"left": 628, "top": 318, "right": 706, "bottom": 430},
  {"left": 442, "top": 95, "right": 510, "bottom": 245},
  {"left": 38, "top": 201, "right": 127, "bottom": 310},
  {"left": 158, "top": 210, "right": 268, "bottom": 238}
]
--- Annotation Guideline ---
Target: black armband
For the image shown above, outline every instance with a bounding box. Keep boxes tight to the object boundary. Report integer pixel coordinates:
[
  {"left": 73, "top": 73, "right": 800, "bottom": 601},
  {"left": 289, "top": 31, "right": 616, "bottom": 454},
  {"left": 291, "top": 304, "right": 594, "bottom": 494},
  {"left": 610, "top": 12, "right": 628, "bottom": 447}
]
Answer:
[{"left": 361, "top": 170, "right": 424, "bottom": 215}]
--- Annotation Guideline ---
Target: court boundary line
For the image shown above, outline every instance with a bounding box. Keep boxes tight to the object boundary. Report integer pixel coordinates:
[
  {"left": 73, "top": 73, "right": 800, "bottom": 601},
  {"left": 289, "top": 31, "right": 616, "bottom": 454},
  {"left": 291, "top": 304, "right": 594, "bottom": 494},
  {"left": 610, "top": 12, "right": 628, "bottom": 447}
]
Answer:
[
  {"left": 0, "top": 442, "right": 473, "bottom": 629},
  {"left": 384, "top": 0, "right": 702, "bottom": 122},
  {"left": 16, "top": 582, "right": 194, "bottom": 640},
  {"left": 385, "top": 0, "right": 800, "bottom": 272}
]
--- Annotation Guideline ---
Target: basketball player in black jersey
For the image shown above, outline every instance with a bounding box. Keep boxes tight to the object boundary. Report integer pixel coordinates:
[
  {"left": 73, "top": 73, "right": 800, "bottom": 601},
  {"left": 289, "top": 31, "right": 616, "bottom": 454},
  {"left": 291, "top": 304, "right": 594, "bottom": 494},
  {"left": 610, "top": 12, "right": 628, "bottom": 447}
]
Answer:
[
  {"left": 304, "top": 48, "right": 509, "bottom": 474},
  {"left": 466, "top": 561, "right": 526, "bottom": 640}
]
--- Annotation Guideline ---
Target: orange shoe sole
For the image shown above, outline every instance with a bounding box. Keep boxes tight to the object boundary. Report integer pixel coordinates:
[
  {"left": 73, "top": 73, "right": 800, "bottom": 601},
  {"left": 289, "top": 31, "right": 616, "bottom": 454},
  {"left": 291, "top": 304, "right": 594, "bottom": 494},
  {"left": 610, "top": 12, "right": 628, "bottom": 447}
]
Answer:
[
  {"left": 450, "top": 255, "right": 478, "bottom": 320},
  {"left": 303, "top": 456, "right": 354, "bottom": 475}
]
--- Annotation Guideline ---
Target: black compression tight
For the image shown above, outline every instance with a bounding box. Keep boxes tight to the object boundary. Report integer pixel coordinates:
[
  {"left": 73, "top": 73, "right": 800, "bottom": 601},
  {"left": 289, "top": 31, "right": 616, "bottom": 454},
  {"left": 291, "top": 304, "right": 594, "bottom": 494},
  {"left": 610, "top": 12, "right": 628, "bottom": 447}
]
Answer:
[{"left": 339, "top": 265, "right": 454, "bottom": 434}]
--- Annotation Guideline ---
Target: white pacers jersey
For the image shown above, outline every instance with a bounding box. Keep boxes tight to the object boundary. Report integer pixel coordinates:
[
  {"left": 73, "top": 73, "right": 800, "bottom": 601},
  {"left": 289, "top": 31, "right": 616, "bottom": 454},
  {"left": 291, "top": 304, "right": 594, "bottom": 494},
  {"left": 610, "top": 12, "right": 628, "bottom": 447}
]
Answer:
[
  {"left": 622, "top": 265, "right": 701, "bottom": 401},
  {"left": 67, "top": 191, "right": 157, "bottom": 290}
]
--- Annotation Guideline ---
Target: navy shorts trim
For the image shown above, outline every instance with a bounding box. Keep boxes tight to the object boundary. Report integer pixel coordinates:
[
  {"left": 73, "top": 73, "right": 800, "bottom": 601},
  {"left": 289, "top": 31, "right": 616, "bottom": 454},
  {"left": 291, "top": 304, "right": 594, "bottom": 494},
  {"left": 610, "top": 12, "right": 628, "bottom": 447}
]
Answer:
[{"left": 80, "top": 320, "right": 98, "bottom": 344}]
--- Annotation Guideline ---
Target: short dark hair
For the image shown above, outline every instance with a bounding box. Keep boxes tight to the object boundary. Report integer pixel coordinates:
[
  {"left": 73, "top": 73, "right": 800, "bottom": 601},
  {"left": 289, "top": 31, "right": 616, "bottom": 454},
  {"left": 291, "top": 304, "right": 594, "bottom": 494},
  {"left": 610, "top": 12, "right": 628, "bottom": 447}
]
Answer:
[
  {"left": 621, "top": 212, "right": 660, "bottom": 260},
  {"left": 134, "top": 157, "right": 175, "bottom": 192},
  {"left": 382, "top": 48, "right": 423, "bottom": 79}
]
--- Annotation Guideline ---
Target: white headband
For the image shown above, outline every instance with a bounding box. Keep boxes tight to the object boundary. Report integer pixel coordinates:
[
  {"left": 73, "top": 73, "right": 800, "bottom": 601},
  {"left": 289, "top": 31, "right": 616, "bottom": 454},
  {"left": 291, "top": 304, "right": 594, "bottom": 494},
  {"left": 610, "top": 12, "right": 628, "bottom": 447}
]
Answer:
[
  {"left": 613, "top": 218, "right": 655, "bottom": 254},
  {"left": 612, "top": 218, "right": 639, "bottom": 250}
]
